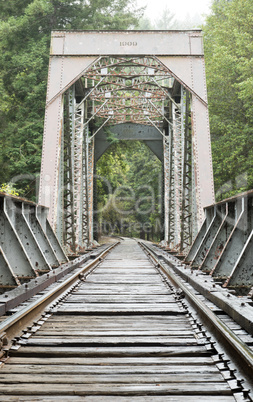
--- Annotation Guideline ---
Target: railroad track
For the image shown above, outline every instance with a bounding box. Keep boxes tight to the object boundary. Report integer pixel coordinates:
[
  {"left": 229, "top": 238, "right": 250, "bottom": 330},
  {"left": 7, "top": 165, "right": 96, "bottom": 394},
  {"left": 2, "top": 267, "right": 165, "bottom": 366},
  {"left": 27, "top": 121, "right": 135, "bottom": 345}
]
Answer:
[{"left": 0, "top": 238, "right": 252, "bottom": 400}]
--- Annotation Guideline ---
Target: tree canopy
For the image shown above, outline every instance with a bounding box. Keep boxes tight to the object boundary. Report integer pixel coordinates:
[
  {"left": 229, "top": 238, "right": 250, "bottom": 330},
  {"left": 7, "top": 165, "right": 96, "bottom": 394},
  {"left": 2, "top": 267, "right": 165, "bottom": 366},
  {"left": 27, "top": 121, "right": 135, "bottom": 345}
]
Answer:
[
  {"left": 0, "top": 0, "right": 143, "bottom": 198},
  {"left": 203, "top": 0, "right": 253, "bottom": 199}
]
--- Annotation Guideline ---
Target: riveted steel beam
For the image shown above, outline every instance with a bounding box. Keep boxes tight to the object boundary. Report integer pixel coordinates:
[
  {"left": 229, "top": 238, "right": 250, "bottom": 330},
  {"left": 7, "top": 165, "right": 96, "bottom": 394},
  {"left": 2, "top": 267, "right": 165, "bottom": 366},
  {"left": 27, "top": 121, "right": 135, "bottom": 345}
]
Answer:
[
  {"left": 200, "top": 203, "right": 232, "bottom": 273},
  {"left": 0, "top": 194, "right": 67, "bottom": 290},
  {"left": 0, "top": 197, "right": 37, "bottom": 283},
  {"left": 36, "top": 206, "right": 68, "bottom": 264},
  {"left": 212, "top": 198, "right": 247, "bottom": 279},
  {"left": 23, "top": 204, "right": 59, "bottom": 267},
  {"left": 95, "top": 123, "right": 163, "bottom": 161},
  {"left": 185, "top": 190, "right": 253, "bottom": 293},
  {"left": 4, "top": 198, "right": 51, "bottom": 275}
]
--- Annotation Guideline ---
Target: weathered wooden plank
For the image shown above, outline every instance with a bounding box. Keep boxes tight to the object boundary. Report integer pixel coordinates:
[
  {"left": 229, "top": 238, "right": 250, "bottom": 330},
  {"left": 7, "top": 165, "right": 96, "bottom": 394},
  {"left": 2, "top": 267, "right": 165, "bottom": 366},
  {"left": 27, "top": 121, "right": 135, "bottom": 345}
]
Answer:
[
  {"left": 76, "top": 283, "right": 168, "bottom": 288},
  {"left": 41, "top": 317, "right": 191, "bottom": 329},
  {"left": 75, "top": 285, "right": 169, "bottom": 292},
  {"left": 41, "top": 320, "right": 191, "bottom": 329},
  {"left": 10, "top": 345, "right": 211, "bottom": 357},
  {"left": 38, "top": 325, "right": 192, "bottom": 332},
  {"left": 66, "top": 296, "right": 174, "bottom": 302},
  {"left": 85, "top": 277, "right": 163, "bottom": 283},
  {"left": 93, "top": 269, "right": 157, "bottom": 274},
  {"left": 19, "top": 336, "right": 199, "bottom": 346},
  {"left": 98, "top": 261, "right": 153, "bottom": 267},
  {"left": 0, "top": 383, "right": 233, "bottom": 396},
  {"left": 72, "top": 290, "right": 170, "bottom": 295},
  {"left": 41, "top": 323, "right": 190, "bottom": 329},
  {"left": 5, "top": 356, "right": 217, "bottom": 365},
  {"left": 53, "top": 304, "right": 184, "bottom": 313},
  {"left": 87, "top": 273, "right": 161, "bottom": 276},
  {"left": 64, "top": 300, "right": 177, "bottom": 305},
  {"left": 0, "top": 373, "right": 225, "bottom": 383},
  {"left": 57, "top": 302, "right": 181, "bottom": 308},
  {"left": 0, "top": 364, "right": 220, "bottom": 374},
  {"left": 0, "top": 396, "right": 236, "bottom": 401},
  {"left": 33, "top": 330, "right": 195, "bottom": 337},
  {"left": 43, "top": 315, "right": 190, "bottom": 322},
  {"left": 70, "top": 290, "right": 171, "bottom": 295}
]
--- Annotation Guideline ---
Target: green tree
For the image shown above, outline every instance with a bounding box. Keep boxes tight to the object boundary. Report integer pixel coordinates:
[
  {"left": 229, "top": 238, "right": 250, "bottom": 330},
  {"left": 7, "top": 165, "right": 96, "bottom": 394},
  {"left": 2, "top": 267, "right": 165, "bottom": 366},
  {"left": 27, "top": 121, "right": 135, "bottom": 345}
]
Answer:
[
  {"left": 204, "top": 0, "right": 253, "bottom": 199},
  {"left": 154, "top": 6, "right": 177, "bottom": 29},
  {"left": 96, "top": 141, "right": 162, "bottom": 241},
  {"left": 0, "top": 0, "right": 143, "bottom": 199}
]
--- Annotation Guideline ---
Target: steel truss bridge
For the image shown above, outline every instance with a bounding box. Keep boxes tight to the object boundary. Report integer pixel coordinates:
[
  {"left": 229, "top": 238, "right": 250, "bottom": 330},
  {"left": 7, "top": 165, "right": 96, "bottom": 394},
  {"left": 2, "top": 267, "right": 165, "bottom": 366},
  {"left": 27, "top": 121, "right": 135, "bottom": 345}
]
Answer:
[
  {"left": 0, "top": 31, "right": 253, "bottom": 399},
  {"left": 0, "top": 30, "right": 252, "bottom": 294},
  {"left": 38, "top": 30, "right": 214, "bottom": 254}
]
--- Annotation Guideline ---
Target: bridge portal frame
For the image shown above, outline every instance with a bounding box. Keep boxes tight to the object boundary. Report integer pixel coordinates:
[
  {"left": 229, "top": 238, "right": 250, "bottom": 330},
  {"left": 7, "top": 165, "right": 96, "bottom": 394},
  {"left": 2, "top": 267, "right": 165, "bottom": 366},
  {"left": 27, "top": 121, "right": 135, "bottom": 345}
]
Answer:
[{"left": 39, "top": 30, "right": 215, "bottom": 252}]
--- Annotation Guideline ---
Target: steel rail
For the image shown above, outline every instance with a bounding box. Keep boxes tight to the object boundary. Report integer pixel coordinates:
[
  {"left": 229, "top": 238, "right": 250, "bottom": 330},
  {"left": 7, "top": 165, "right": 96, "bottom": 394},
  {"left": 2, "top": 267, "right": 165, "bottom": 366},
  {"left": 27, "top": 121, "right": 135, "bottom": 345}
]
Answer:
[
  {"left": 0, "top": 242, "right": 119, "bottom": 345},
  {"left": 139, "top": 241, "right": 253, "bottom": 375}
]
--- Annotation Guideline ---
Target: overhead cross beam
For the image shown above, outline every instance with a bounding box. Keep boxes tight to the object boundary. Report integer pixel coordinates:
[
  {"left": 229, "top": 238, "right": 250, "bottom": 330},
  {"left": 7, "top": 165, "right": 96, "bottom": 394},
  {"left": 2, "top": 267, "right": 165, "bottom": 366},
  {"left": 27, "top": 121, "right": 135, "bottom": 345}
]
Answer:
[{"left": 85, "top": 56, "right": 171, "bottom": 126}]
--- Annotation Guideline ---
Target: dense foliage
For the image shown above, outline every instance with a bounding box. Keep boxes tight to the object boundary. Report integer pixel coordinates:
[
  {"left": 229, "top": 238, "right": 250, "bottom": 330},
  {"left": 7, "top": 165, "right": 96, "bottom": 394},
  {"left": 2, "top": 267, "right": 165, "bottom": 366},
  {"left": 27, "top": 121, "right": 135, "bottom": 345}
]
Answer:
[
  {"left": 96, "top": 141, "right": 162, "bottom": 240},
  {"left": 203, "top": 0, "right": 253, "bottom": 199},
  {"left": 0, "top": 0, "right": 142, "bottom": 198}
]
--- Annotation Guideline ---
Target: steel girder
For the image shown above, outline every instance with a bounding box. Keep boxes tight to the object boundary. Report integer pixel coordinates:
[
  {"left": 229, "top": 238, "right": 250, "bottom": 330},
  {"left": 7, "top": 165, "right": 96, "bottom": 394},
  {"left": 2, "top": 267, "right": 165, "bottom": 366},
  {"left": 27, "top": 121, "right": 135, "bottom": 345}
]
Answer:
[
  {"left": 94, "top": 123, "right": 163, "bottom": 162},
  {"left": 0, "top": 193, "right": 68, "bottom": 290},
  {"left": 61, "top": 86, "right": 94, "bottom": 252},
  {"left": 63, "top": 89, "right": 76, "bottom": 251},
  {"left": 163, "top": 89, "right": 194, "bottom": 253},
  {"left": 185, "top": 190, "right": 253, "bottom": 294},
  {"left": 39, "top": 30, "right": 214, "bottom": 252}
]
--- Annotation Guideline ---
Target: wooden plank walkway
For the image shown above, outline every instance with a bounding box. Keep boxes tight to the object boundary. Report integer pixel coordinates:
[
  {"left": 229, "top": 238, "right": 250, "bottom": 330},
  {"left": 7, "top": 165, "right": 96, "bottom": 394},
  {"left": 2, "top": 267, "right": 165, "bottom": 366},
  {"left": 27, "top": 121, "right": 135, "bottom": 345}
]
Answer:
[{"left": 0, "top": 239, "right": 236, "bottom": 400}]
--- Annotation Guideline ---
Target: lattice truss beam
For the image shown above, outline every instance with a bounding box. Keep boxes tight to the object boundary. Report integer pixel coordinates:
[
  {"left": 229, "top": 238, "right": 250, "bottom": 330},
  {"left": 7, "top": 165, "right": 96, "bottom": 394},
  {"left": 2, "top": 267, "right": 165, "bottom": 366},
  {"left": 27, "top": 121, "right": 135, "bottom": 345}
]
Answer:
[
  {"left": 164, "top": 88, "right": 193, "bottom": 253},
  {"left": 62, "top": 55, "right": 194, "bottom": 253},
  {"left": 82, "top": 56, "right": 173, "bottom": 127}
]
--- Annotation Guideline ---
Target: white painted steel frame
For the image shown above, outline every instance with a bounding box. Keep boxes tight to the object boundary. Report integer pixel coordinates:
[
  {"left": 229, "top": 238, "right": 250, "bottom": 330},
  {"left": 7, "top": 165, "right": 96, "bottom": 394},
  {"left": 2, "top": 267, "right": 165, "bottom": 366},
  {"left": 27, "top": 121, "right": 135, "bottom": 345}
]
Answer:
[{"left": 39, "top": 30, "right": 214, "bottom": 249}]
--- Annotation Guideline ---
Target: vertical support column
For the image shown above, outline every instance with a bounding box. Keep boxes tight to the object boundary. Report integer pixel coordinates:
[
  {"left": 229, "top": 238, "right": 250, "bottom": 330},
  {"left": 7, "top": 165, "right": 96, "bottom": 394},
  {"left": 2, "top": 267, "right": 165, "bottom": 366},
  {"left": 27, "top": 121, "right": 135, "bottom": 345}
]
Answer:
[
  {"left": 168, "top": 114, "right": 175, "bottom": 248},
  {"left": 73, "top": 99, "right": 85, "bottom": 250},
  {"left": 163, "top": 126, "right": 170, "bottom": 243},
  {"left": 180, "top": 90, "right": 193, "bottom": 253},
  {"left": 173, "top": 100, "right": 183, "bottom": 248},
  {"left": 191, "top": 97, "right": 215, "bottom": 228},
  {"left": 164, "top": 88, "right": 195, "bottom": 253},
  {"left": 87, "top": 136, "right": 95, "bottom": 245},
  {"left": 39, "top": 96, "right": 64, "bottom": 231},
  {"left": 56, "top": 107, "right": 65, "bottom": 244},
  {"left": 167, "top": 92, "right": 185, "bottom": 251},
  {"left": 82, "top": 126, "right": 89, "bottom": 248},
  {"left": 63, "top": 87, "right": 76, "bottom": 253}
]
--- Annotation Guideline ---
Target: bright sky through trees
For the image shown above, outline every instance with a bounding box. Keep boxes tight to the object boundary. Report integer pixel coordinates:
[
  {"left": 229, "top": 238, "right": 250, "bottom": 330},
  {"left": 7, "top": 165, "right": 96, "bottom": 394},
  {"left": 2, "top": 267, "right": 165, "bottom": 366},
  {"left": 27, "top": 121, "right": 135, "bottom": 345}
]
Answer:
[{"left": 138, "top": 0, "right": 212, "bottom": 21}]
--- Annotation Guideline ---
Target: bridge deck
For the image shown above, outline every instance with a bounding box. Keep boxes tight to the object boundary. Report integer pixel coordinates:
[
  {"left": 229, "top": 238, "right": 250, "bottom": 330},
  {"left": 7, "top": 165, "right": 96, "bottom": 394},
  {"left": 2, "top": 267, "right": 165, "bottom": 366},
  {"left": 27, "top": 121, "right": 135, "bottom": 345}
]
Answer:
[{"left": 0, "top": 240, "right": 235, "bottom": 399}]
